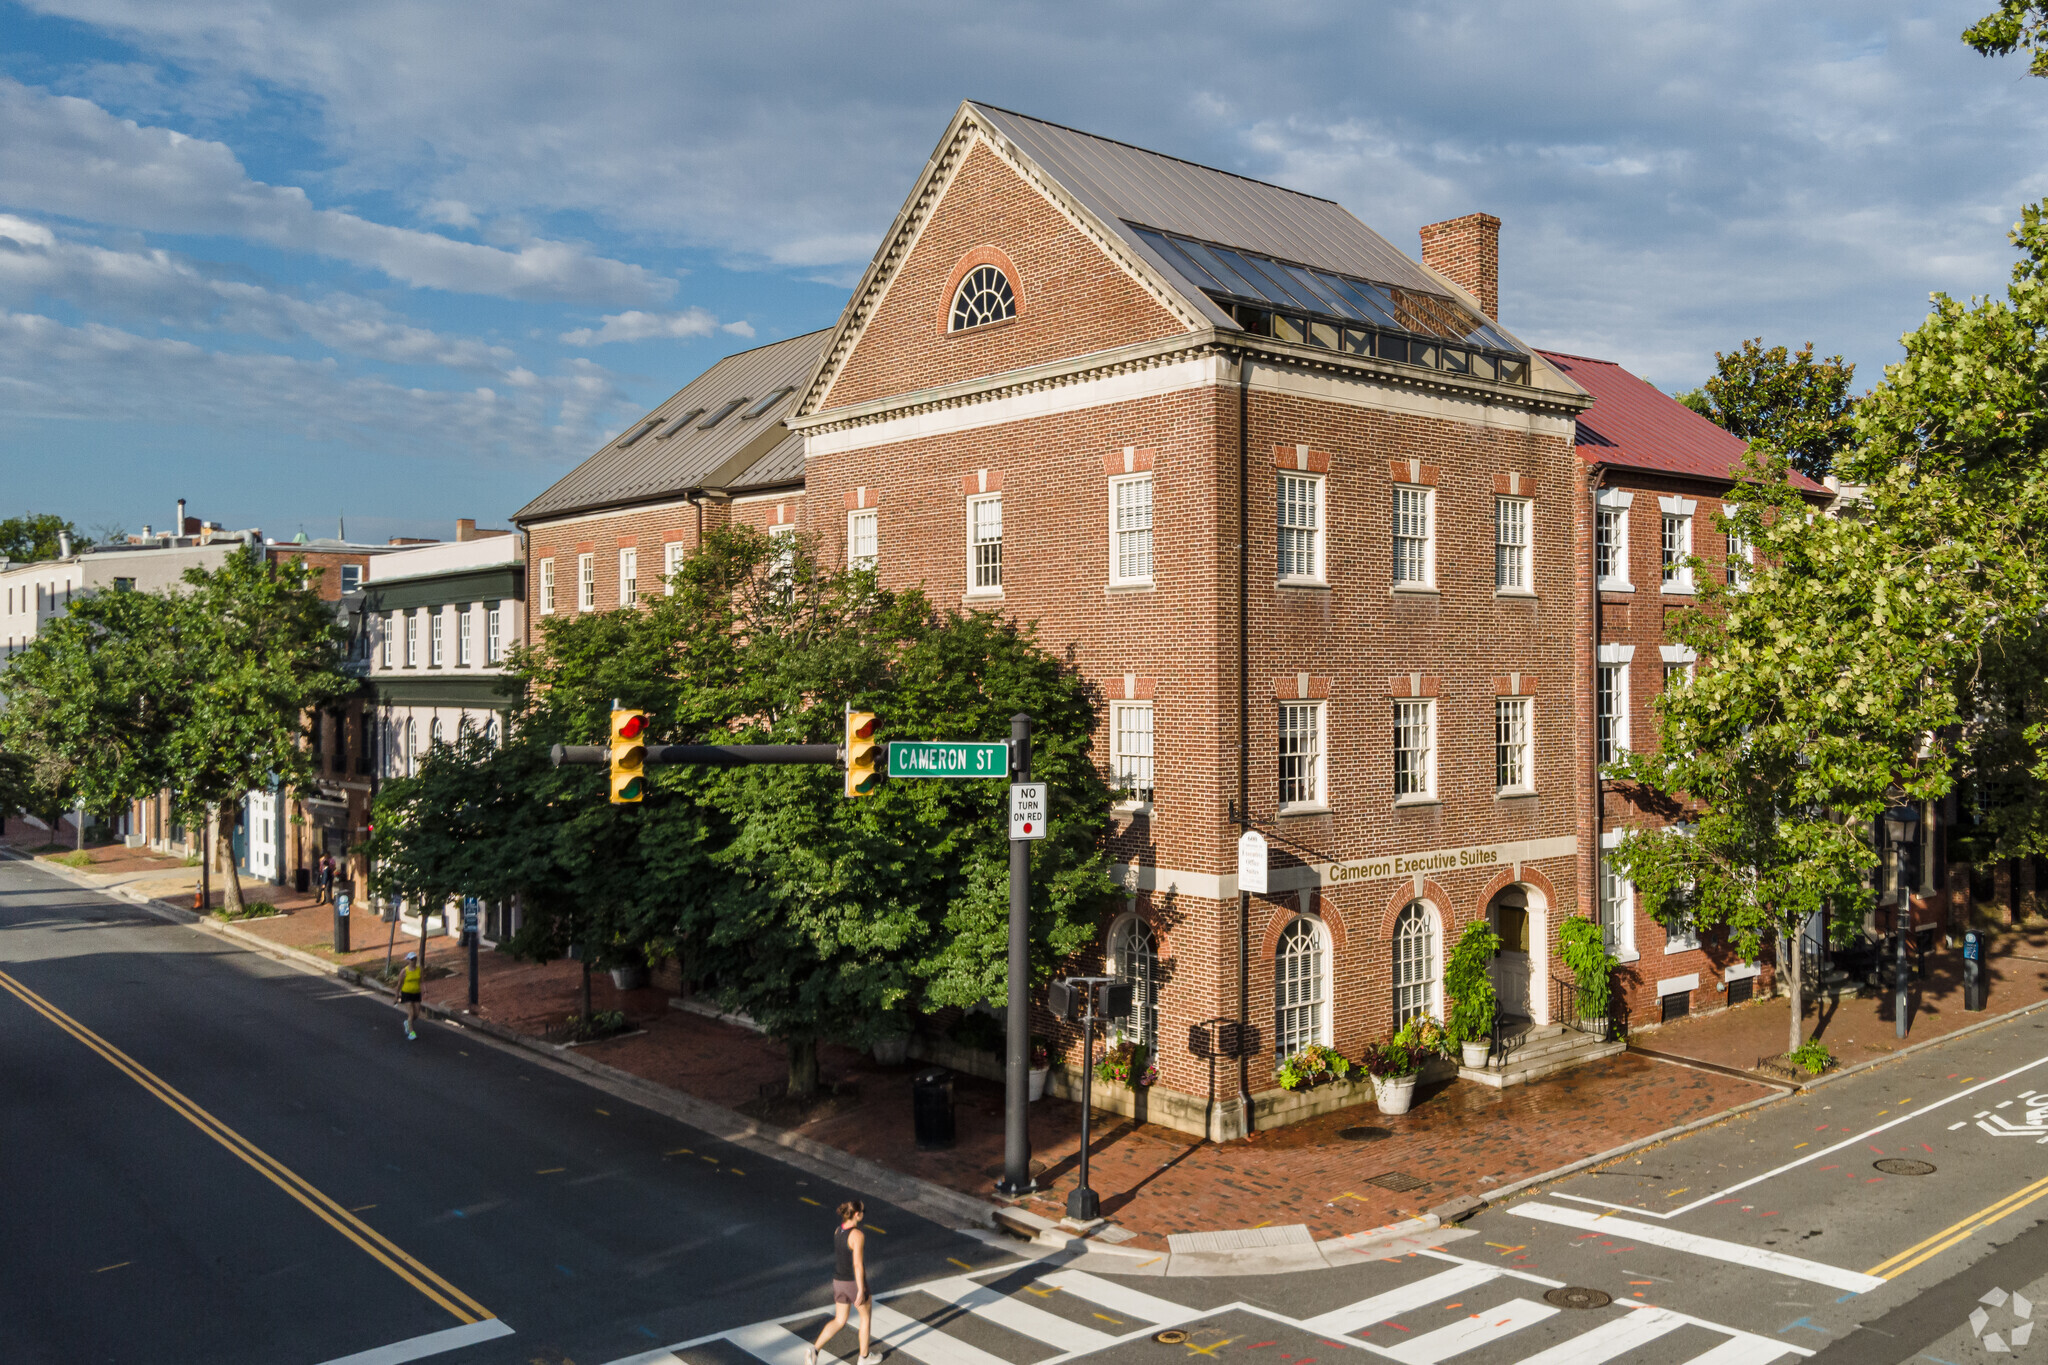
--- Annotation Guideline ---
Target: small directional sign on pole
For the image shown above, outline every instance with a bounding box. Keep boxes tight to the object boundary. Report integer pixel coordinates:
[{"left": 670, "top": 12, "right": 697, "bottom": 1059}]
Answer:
[
  {"left": 1237, "top": 829, "right": 1269, "bottom": 895},
  {"left": 1009, "top": 783, "right": 1048, "bottom": 840}
]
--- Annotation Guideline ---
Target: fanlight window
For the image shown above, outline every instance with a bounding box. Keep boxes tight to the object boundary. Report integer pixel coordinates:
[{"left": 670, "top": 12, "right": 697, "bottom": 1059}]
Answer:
[{"left": 950, "top": 264, "right": 1017, "bottom": 331}]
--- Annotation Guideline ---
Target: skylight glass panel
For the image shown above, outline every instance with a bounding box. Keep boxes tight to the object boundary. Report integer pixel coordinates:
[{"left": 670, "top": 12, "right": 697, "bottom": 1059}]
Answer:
[
  {"left": 743, "top": 387, "right": 795, "bottom": 419},
  {"left": 1177, "top": 240, "right": 1274, "bottom": 301},
  {"left": 1279, "top": 264, "right": 1357, "bottom": 318},
  {"left": 698, "top": 398, "right": 747, "bottom": 429},
  {"left": 656, "top": 408, "right": 705, "bottom": 438},
  {"left": 1220, "top": 249, "right": 1320, "bottom": 312},
  {"left": 1133, "top": 229, "right": 1225, "bottom": 294},
  {"left": 615, "top": 418, "right": 660, "bottom": 449},
  {"left": 1322, "top": 275, "right": 1401, "bottom": 329}
]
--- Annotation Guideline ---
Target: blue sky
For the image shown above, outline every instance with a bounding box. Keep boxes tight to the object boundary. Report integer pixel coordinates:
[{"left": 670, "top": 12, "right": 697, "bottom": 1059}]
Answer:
[{"left": 2, "top": 1, "right": 2044, "bottom": 543}]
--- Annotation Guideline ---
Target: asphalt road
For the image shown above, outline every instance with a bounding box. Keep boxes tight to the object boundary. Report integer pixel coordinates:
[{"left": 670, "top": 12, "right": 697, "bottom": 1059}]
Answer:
[{"left": 0, "top": 855, "right": 1018, "bottom": 1365}]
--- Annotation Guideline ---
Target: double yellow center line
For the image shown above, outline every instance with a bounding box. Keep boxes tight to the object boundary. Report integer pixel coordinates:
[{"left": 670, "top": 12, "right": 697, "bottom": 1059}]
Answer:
[
  {"left": 0, "top": 967, "right": 492, "bottom": 1325},
  {"left": 1867, "top": 1173, "right": 2048, "bottom": 1281}
]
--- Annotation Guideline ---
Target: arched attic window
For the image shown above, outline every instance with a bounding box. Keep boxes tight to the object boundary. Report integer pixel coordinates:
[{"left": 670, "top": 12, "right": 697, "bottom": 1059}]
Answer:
[{"left": 949, "top": 264, "right": 1016, "bottom": 331}]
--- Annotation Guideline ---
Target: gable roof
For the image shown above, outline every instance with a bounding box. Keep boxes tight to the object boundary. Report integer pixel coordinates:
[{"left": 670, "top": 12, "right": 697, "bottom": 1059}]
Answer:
[
  {"left": 1539, "top": 350, "right": 1829, "bottom": 494},
  {"left": 803, "top": 101, "right": 1560, "bottom": 416},
  {"left": 516, "top": 330, "right": 828, "bottom": 524}
]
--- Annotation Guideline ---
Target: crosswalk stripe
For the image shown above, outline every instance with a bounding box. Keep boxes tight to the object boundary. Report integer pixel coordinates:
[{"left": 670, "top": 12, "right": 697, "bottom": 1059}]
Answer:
[
  {"left": 1510, "top": 1202, "right": 1884, "bottom": 1294},
  {"left": 728, "top": 1321, "right": 814, "bottom": 1365},
  {"left": 869, "top": 1301, "right": 1019, "bottom": 1365},
  {"left": 1299, "top": 1262, "right": 1500, "bottom": 1338},
  {"left": 1512, "top": 1306, "right": 1689, "bottom": 1365},
  {"left": 1381, "top": 1296, "right": 1558, "bottom": 1364},
  {"left": 1037, "top": 1269, "right": 1198, "bottom": 1327},
  {"left": 916, "top": 1276, "right": 1120, "bottom": 1354},
  {"left": 1676, "top": 1336, "right": 1806, "bottom": 1364}
]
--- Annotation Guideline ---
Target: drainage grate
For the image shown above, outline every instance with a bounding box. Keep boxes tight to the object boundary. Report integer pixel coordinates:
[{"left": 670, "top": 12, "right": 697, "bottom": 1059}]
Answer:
[
  {"left": 1338, "top": 1126, "right": 1392, "bottom": 1142},
  {"left": 1153, "top": 1331, "right": 1189, "bottom": 1345},
  {"left": 1874, "top": 1158, "right": 1937, "bottom": 1176},
  {"left": 1545, "top": 1286, "right": 1613, "bottom": 1311},
  {"left": 1365, "top": 1171, "right": 1431, "bottom": 1193}
]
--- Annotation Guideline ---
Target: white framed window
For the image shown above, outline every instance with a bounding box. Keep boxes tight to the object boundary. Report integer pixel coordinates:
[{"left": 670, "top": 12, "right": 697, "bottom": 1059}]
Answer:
[
  {"left": 848, "top": 510, "right": 878, "bottom": 572},
  {"left": 664, "top": 541, "right": 687, "bottom": 595},
  {"left": 1597, "top": 663, "right": 1628, "bottom": 764},
  {"left": 949, "top": 264, "right": 1017, "bottom": 331},
  {"left": 1595, "top": 488, "right": 1634, "bottom": 590},
  {"left": 1111, "top": 701, "right": 1155, "bottom": 806},
  {"left": 1111, "top": 475, "right": 1153, "bottom": 585},
  {"left": 1394, "top": 699, "right": 1435, "bottom": 800},
  {"left": 1392, "top": 485, "right": 1433, "bottom": 585},
  {"left": 485, "top": 605, "right": 503, "bottom": 663},
  {"left": 339, "top": 565, "right": 361, "bottom": 594},
  {"left": 457, "top": 608, "right": 473, "bottom": 666},
  {"left": 539, "top": 557, "right": 556, "bottom": 614},
  {"left": 1277, "top": 473, "right": 1322, "bottom": 582},
  {"left": 404, "top": 613, "right": 419, "bottom": 668},
  {"left": 1599, "top": 847, "right": 1638, "bottom": 959},
  {"left": 619, "top": 548, "right": 638, "bottom": 604},
  {"left": 430, "top": 718, "right": 445, "bottom": 747},
  {"left": 404, "top": 718, "right": 418, "bottom": 776},
  {"left": 968, "top": 494, "right": 1003, "bottom": 593},
  {"left": 769, "top": 524, "right": 797, "bottom": 580},
  {"left": 576, "top": 553, "right": 594, "bottom": 611},
  {"left": 429, "top": 610, "right": 444, "bottom": 667},
  {"left": 1496, "top": 696, "right": 1531, "bottom": 793},
  {"left": 1726, "top": 525, "right": 1751, "bottom": 588},
  {"left": 1391, "top": 902, "right": 1439, "bottom": 1026},
  {"left": 1661, "top": 512, "right": 1693, "bottom": 590},
  {"left": 1495, "top": 497, "right": 1530, "bottom": 590},
  {"left": 1664, "top": 906, "right": 1700, "bottom": 954},
  {"left": 1274, "top": 917, "right": 1330, "bottom": 1059},
  {"left": 383, "top": 613, "right": 397, "bottom": 669},
  {"left": 1277, "top": 701, "right": 1324, "bottom": 809},
  {"left": 1110, "top": 914, "right": 1160, "bottom": 1056}
]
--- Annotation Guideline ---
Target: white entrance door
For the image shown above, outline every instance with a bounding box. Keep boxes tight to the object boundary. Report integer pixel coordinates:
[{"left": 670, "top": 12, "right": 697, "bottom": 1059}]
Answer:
[
  {"left": 250, "top": 793, "right": 277, "bottom": 880},
  {"left": 1492, "top": 902, "right": 1533, "bottom": 1018}
]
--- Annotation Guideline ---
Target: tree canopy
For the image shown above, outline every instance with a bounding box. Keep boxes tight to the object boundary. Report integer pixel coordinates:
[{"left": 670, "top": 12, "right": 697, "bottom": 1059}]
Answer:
[
  {"left": 1966, "top": 1, "right": 2048, "bottom": 76},
  {"left": 0, "top": 513, "right": 88, "bottom": 563},
  {"left": 1675, "top": 339, "right": 1858, "bottom": 482}
]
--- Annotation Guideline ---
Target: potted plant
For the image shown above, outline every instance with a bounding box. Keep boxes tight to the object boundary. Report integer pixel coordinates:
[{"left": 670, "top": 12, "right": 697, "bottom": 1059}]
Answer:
[
  {"left": 1096, "top": 1038, "right": 1153, "bottom": 1088},
  {"left": 1028, "top": 1036, "right": 1050, "bottom": 1100},
  {"left": 1559, "top": 914, "right": 1619, "bottom": 1038},
  {"left": 1275, "top": 1041, "right": 1353, "bottom": 1092},
  {"left": 1361, "top": 1037, "right": 1419, "bottom": 1114},
  {"left": 1445, "top": 922, "right": 1502, "bottom": 1067}
]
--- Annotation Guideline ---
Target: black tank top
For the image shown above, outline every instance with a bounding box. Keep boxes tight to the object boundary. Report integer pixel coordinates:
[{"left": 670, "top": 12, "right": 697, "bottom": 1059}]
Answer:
[{"left": 834, "top": 1224, "right": 856, "bottom": 1278}]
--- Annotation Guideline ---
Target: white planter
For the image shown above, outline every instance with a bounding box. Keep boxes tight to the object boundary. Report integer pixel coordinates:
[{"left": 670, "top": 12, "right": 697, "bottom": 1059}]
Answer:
[
  {"left": 1460, "top": 1040, "right": 1491, "bottom": 1068},
  {"left": 1374, "top": 1073, "right": 1418, "bottom": 1115},
  {"left": 1028, "top": 1066, "right": 1049, "bottom": 1101},
  {"left": 608, "top": 964, "right": 650, "bottom": 991}
]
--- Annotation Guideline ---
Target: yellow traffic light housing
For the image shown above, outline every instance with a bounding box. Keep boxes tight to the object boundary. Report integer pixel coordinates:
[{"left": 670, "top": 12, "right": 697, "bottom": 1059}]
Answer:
[
  {"left": 844, "top": 710, "right": 880, "bottom": 797},
  {"left": 610, "top": 709, "right": 648, "bottom": 803}
]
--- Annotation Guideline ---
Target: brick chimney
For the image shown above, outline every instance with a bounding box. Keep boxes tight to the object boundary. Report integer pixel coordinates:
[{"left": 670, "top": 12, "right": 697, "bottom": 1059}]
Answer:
[
  {"left": 1418, "top": 213, "right": 1501, "bottom": 321},
  {"left": 456, "top": 518, "right": 477, "bottom": 542}
]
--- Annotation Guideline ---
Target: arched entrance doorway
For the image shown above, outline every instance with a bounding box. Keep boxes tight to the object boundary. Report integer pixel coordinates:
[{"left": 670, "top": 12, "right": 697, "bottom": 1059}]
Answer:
[{"left": 1488, "top": 886, "right": 1534, "bottom": 1021}]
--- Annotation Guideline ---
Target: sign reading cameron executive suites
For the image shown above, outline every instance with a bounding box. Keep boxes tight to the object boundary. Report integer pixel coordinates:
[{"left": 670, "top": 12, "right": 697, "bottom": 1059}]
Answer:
[{"left": 1111, "top": 835, "right": 1577, "bottom": 900}]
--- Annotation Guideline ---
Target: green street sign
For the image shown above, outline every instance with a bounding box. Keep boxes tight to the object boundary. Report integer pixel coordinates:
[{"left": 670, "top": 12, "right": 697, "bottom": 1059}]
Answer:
[{"left": 888, "top": 740, "right": 1009, "bottom": 779}]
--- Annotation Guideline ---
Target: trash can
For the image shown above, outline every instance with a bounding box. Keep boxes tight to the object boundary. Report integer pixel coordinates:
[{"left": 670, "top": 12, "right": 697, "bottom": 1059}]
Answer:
[
  {"left": 911, "top": 1068, "right": 955, "bottom": 1150},
  {"left": 1964, "top": 930, "right": 1988, "bottom": 1011}
]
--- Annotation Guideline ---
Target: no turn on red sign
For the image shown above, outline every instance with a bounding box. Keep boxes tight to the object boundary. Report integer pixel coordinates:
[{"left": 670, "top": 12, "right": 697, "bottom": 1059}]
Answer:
[{"left": 1009, "top": 783, "right": 1047, "bottom": 840}]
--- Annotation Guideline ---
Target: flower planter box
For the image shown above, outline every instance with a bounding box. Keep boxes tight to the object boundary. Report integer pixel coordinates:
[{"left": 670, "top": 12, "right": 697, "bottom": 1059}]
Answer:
[{"left": 1028, "top": 1066, "right": 1049, "bottom": 1101}]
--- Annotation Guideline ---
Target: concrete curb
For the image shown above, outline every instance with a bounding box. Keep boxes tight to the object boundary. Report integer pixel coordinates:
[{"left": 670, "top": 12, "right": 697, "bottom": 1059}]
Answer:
[
  {"left": 1793, "top": 995, "right": 2048, "bottom": 1091},
  {"left": 1630, "top": 1046, "right": 1797, "bottom": 1090}
]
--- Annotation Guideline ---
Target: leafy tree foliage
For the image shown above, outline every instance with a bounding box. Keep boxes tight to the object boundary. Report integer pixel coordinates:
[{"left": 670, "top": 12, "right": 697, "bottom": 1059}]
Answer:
[
  {"left": 1966, "top": 1, "right": 2048, "bottom": 76},
  {"left": 1676, "top": 339, "right": 1858, "bottom": 481},
  {"left": 0, "top": 513, "right": 89, "bottom": 563}
]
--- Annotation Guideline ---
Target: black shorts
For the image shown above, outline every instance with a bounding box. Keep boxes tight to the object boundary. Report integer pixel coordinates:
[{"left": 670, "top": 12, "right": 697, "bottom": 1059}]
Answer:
[{"left": 400, "top": 990, "right": 422, "bottom": 1003}]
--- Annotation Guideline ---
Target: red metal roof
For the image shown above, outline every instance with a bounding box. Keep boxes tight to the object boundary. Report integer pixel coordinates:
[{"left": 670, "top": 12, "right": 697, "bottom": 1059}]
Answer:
[{"left": 1538, "top": 349, "right": 1828, "bottom": 494}]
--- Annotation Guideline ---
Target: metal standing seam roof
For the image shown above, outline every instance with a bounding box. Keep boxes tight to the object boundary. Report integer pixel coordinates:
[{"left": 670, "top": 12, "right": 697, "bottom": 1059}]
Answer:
[
  {"left": 514, "top": 329, "right": 829, "bottom": 524},
  {"left": 1540, "top": 350, "right": 1829, "bottom": 494}
]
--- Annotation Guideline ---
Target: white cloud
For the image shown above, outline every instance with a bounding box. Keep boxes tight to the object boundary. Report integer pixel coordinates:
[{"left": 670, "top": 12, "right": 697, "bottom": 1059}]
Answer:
[
  {"left": 559, "top": 307, "right": 724, "bottom": 346},
  {"left": 0, "top": 77, "right": 672, "bottom": 304}
]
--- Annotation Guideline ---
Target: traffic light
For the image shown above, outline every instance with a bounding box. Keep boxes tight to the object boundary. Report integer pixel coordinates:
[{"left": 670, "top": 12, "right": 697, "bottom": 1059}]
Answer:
[
  {"left": 844, "top": 709, "right": 880, "bottom": 797},
  {"left": 610, "top": 708, "right": 648, "bottom": 804}
]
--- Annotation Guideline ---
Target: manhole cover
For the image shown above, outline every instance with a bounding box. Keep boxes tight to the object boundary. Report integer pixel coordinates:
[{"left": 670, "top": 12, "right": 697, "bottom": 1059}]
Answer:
[
  {"left": 1338, "top": 1126, "right": 1392, "bottom": 1142},
  {"left": 1875, "top": 1158, "right": 1937, "bottom": 1176},
  {"left": 1545, "top": 1286, "right": 1612, "bottom": 1311},
  {"left": 1365, "top": 1171, "right": 1430, "bottom": 1192},
  {"left": 1152, "top": 1331, "right": 1188, "bottom": 1345}
]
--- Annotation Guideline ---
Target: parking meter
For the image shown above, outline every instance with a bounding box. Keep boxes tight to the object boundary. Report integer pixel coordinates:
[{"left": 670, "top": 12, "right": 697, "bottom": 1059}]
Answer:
[
  {"left": 1964, "top": 930, "right": 1986, "bottom": 1011},
  {"left": 332, "top": 890, "right": 351, "bottom": 954}
]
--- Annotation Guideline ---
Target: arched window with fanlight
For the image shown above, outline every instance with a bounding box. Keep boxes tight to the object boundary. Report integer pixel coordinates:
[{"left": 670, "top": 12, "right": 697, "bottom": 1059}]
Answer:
[
  {"left": 403, "top": 718, "right": 417, "bottom": 777},
  {"left": 1110, "top": 914, "right": 1160, "bottom": 1056},
  {"left": 1392, "top": 901, "right": 1439, "bottom": 1026},
  {"left": 949, "top": 264, "right": 1016, "bottom": 331},
  {"left": 1274, "top": 917, "right": 1329, "bottom": 1060}
]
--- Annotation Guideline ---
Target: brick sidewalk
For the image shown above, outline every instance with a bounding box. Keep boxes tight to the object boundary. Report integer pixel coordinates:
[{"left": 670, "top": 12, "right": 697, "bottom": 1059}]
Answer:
[{"left": 1631, "top": 928, "right": 2048, "bottom": 1077}]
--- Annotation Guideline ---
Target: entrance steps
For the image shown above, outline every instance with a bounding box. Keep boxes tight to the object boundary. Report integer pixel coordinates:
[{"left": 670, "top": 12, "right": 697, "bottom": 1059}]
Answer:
[{"left": 1457, "top": 1021, "right": 1626, "bottom": 1089}]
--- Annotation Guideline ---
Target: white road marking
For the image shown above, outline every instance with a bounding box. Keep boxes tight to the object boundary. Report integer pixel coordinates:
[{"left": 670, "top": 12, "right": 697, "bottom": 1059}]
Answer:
[
  {"left": 867, "top": 1301, "right": 1013, "bottom": 1365},
  {"left": 1299, "top": 1261, "right": 1500, "bottom": 1337},
  {"left": 1550, "top": 1053, "right": 2048, "bottom": 1220},
  {"left": 728, "top": 1321, "right": 815, "bottom": 1365},
  {"left": 1513, "top": 1202, "right": 1886, "bottom": 1293},
  {"left": 915, "top": 1275, "right": 1118, "bottom": 1354},
  {"left": 1037, "top": 1268, "right": 1199, "bottom": 1326},
  {"left": 312, "top": 1319, "right": 515, "bottom": 1365},
  {"left": 1678, "top": 1336, "right": 1808, "bottom": 1364},
  {"left": 1381, "top": 1296, "right": 1558, "bottom": 1363},
  {"left": 1508, "top": 1306, "right": 1687, "bottom": 1364}
]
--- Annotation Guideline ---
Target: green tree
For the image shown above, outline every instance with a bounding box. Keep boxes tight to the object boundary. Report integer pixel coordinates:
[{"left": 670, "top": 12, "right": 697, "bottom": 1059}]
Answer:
[
  {"left": 1966, "top": 1, "right": 2048, "bottom": 75},
  {"left": 1677, "top": 340, "right": 1858, "bottom": 482},
  {"left": 0, "top": 513, "right": 89, "bottom": 562}
]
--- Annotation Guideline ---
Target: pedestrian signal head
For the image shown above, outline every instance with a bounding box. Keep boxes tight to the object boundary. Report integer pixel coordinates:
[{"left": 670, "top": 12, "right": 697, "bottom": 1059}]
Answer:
[
  {"left": 610, "top": 707, "right": 648, "bottom": 804},
  {"left": 844, "top": 709, "right": 880, "bottom": 798}
]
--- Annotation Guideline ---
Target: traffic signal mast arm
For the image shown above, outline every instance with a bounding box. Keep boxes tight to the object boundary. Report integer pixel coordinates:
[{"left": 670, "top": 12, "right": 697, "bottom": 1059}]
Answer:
[{"left": 555, "top": 742, "right": 846, "bottom": 768}]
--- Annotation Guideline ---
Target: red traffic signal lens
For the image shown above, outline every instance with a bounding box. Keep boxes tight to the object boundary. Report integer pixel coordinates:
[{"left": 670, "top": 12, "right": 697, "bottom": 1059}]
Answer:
[
  {"left": 618, "top": 714, "right": 644, "bottom": 739},
  {"left": 850, "top": 714, "right": 875, "bottom": 740}
]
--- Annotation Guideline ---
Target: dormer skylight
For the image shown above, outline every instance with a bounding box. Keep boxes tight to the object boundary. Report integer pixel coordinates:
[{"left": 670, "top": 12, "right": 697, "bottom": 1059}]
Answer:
[
  {"left": 699, "top": 398, "right": 747, "bottom": 429},
  {"left": 656, "top": 408, "right": 705, "bottom": 439},
  {"left": 743, "top": 387, "right": 796, "bottom": 419},
  {"left": 615, "top": 418, "right": 662, "bottom": 449}
]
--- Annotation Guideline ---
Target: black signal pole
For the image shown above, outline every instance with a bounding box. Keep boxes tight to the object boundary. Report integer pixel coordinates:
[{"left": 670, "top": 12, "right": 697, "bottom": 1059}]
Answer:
[{"left": 997, "top": 713, "right": 1036, "bottom": 1197}]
